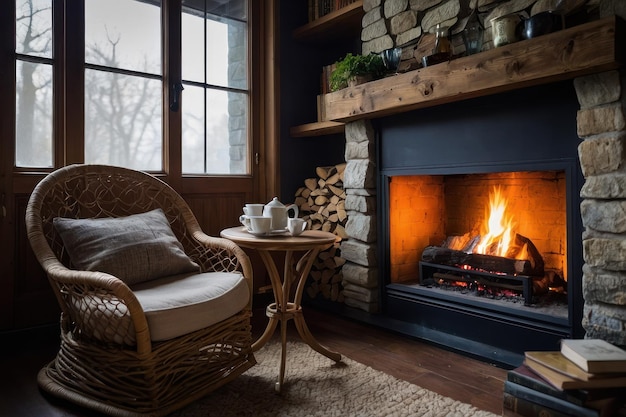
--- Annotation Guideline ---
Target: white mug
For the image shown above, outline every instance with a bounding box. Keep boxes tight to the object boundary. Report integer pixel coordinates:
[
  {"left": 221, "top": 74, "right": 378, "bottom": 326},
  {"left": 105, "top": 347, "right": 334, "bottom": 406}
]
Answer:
[
  {"left": 248, "top": 216, "right": 272, "bottom": 235},
  {"left": 243, "top": 203, "right": 264, "bottom": 217},
  {"left": 287, "top": 218, "right": 307, "bottom": 236}
]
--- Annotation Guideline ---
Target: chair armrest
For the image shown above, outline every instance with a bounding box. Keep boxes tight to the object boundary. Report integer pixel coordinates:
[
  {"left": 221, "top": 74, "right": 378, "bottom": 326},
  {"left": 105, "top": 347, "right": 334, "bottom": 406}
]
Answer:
[
  {"left": 190, "top": 231, "right": 254, "bottom": 307},
  {"left": 44, "top": 259, "right": 153, "bottom": 354}
]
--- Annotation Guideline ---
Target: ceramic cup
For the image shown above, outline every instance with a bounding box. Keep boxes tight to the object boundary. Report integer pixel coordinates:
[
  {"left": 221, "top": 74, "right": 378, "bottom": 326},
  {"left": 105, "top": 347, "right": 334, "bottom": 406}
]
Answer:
[
  {"left": 248, "top": 216, "right": 272, "bottom": 235},
  {"left": 287, "top": 218, "right": 307, "bottom": 236},
  {"left": 491, "top": 13, "right": 522, "bottom": 47},
  {"left": 240, "top": 215, "right": 251, "bottom": 230},
  {"left": 243, "top": 203, "right": 264, "bottom": 217}
]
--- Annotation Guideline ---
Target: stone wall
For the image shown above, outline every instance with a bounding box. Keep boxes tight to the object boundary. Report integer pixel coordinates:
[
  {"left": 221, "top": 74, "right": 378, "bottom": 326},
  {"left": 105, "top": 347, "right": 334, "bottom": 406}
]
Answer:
[
  {"left": 339, "top": 0, "right": 626, "bottom": 345},
  {"left": 576, "top": 68, "right": 626, "bottom": 345},
  {"left": 361, "top": 0, "right": 599, "bottom": 59},
  {"left": 228, "top": 22, "right": 247, "bottom": 174},
  {"left": 341, "top": 120, "right": 380, "bottom": 312}
]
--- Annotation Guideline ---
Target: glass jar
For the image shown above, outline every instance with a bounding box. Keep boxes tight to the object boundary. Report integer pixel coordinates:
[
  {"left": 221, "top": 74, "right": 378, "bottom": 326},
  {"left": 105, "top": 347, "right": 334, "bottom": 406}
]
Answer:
[
  {"left": 433, "top": 24, "right": 451, "bottom": 56},
  {"left": 462, "top": 12, "right": 484, "bottom": 55}
]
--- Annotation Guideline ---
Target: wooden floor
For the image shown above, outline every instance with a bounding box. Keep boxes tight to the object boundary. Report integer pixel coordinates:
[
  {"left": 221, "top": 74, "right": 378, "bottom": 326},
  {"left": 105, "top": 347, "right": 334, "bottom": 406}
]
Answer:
[{"left": 0, "top": 306, "right": 508, "bottom": 416}]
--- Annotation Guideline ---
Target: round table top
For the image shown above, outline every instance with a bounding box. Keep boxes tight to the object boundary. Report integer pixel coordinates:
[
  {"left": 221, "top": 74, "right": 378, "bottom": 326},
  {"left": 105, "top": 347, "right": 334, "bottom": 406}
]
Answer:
[{"left": 220, "top": 226, "right": 337, "bottom": 251}]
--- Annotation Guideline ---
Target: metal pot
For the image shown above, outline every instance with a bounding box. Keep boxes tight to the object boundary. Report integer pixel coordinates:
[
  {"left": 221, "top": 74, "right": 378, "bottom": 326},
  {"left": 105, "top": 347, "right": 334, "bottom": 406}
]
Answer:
[{"left": 522, "top": 11, "right": 565, "bottom": 39}]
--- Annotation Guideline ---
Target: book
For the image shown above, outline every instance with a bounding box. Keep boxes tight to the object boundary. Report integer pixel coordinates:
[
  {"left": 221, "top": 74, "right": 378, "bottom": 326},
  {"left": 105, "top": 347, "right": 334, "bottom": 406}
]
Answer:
[
  {"left": 503, "top": 391, "right": 580, "bottom": 417},
  {"left": 504, "top": 381, "right": 609, "bottom": 417},
  {"left": 512, "top": 363, "right": 626, "bottom": 403},
  {"left": 507, "top": 364, "right": 592, "bottom": 406},
  {"left": 524, "top": 358, "right": 626, "bottom": 390},
  {"left": 525, "top": 351, "right": 614, "bottom": 381},
  {"left": 561, "top": 339, "right": 626, "bottom": 374}
]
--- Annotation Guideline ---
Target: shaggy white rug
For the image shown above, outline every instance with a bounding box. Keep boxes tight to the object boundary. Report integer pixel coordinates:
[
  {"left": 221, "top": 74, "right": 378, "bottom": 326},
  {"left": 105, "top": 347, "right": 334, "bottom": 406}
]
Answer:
[{"left": 172, "top": 341, "right": 498, "bottom": 417}]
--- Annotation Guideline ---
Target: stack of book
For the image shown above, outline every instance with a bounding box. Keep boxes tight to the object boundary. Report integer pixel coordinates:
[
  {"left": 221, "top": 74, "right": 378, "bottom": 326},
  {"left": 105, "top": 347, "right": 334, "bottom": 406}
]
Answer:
[{"left": 504, "top": 339, "right": 626, "bottom": 417}]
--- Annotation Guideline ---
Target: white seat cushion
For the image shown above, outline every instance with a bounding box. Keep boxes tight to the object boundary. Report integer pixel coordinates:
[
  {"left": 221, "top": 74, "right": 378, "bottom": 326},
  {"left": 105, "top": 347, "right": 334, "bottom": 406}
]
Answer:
[{"left": 132, "top": 271, "right": 250, "bottom": 342}]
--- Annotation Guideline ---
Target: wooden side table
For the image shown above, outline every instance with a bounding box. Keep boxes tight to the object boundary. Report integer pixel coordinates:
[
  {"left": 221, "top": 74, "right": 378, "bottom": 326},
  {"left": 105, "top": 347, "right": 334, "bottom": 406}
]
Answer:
[{"left": 220, "top": 226, "right": 342, "bottom": 391}]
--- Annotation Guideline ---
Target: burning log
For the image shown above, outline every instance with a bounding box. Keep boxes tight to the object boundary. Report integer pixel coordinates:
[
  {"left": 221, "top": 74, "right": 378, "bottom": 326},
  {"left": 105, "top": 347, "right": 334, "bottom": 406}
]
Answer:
[{"left": 422, "top": 235, "right": 545, "bottom": 277}]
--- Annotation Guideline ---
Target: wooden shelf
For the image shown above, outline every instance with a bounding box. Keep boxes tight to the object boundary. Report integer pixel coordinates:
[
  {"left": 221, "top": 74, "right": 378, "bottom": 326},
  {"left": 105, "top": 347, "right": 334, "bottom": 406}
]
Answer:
[
  {"left": 293, "top": 1, "right": 364, "bottom": 43},
  {"left": 289, "top": 1, "right": 363, "bottom": 137},
  {"left": 290, "top": 121, "right": 345, "bottom": 137},
  {"left": 321, "top": 16, "right": 624, "bottom": 123}
]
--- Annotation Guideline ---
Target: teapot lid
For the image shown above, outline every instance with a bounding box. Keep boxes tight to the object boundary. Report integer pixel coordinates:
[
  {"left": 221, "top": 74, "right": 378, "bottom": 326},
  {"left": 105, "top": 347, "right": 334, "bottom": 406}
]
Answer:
[{"left": 266, "top": 197, "right": 285, "bottom": 208}]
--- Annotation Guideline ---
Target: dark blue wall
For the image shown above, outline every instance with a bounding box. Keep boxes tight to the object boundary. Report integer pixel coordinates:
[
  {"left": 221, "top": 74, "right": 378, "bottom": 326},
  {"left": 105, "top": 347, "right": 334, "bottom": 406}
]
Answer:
[{"left": 278, "top": 2, "right": 356, "bottom": 203}]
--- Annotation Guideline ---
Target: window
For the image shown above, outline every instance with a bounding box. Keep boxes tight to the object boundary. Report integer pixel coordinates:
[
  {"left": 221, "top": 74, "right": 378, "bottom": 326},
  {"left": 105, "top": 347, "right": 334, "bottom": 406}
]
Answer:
[
  {"left": 181, "top": 0, "right": 249, "bottom": 175},
  {"left": 15, "top": 0, "right": 53, "bottom": 168},
  {"left": 84, "top": 0, "right": 162, "bottom": 170},
  {"left": 14, "top": 0, "right": 251, "bottom": 175}
]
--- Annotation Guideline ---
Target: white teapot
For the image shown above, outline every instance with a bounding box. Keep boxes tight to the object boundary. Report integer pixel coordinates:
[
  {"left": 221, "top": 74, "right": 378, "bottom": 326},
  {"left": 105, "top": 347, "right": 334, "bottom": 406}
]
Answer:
[{"left": 263, "top": 197, "right": 299, "bottom": 231}]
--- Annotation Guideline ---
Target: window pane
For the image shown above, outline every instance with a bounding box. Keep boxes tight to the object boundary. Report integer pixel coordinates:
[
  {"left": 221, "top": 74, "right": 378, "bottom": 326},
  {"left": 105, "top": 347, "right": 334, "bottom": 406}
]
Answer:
[
  {"left": 218, "top": 90, "right": 247, "bottom": 174},
  {"left": 181, "top": 0, "right": 249, "bottom": 175},
  {"left": 181, "top": 11, "right": 204, "bottom": 84},
  {"left": 85, "top": 69, "right": 162, "bottom": 171},
  {"left": 85, "top": 0, "right": 161, "bottom": 75},
  {"left": 15, "top": 61, "right": 53, "bottom": 168},
  {"left": 182, "top": 0, "right": 247, "bottom": 21},
  {"left": 16, "top": 0, "right": 52, "bottom": 59},
  {"left": 182, "top": 88, "right": 248, "bottom": 175},
  {"left": 181, "top": 85, "right": 205, "bottom": 173},
  {"left": 182, "top": 4, "right": 248, "bottom": 89},
  {"left": 207, "top": 16, "right": 247, "bottom": 90}
]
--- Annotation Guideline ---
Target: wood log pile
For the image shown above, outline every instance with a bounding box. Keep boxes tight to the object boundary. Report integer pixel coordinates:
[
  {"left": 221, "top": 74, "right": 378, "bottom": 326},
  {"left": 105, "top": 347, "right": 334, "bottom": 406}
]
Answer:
[{"left": 294, "top": 162, "right": 348, "bottom": 302}]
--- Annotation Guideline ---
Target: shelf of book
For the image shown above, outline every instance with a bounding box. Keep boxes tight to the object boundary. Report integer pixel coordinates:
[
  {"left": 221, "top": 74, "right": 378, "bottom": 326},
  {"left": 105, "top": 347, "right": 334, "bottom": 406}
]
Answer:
[
  {"left": 290, "top": 1, "right": 362, "bottom": 137},
  {"left": 293, "top": 0, "right": 363, "bottom": 43}
]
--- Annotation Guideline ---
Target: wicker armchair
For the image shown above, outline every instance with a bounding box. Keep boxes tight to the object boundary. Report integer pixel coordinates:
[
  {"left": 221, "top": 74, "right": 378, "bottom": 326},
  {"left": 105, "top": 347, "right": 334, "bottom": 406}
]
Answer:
[{"left": 25, "top": 164, "right": 256, "bottom": 417}]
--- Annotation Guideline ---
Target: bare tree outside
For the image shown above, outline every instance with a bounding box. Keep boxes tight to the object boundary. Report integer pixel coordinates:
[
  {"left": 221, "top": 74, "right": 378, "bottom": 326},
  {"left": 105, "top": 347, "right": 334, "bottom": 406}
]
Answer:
[{"left": 15, "top": 0, "right": 53, "bottom": 168}]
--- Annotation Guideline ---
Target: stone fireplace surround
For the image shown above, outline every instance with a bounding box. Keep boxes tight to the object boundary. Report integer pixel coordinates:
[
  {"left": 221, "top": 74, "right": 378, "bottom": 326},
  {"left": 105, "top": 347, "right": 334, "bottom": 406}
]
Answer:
[{"left": 334, "top": 0, "right": 626, "bottom": 361}]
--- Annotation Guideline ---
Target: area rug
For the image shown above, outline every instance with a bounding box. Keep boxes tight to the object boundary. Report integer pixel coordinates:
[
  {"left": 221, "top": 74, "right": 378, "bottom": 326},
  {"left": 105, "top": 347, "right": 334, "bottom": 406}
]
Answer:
[{"left": 172, "top": 341, "right": 498, "bottom": 417}]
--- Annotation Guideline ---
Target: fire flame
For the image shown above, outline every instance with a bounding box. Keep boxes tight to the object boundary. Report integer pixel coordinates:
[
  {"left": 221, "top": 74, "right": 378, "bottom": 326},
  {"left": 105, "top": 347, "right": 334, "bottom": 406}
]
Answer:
[{"left": 475, "top": 187, "right": 516, "bottom": 257}]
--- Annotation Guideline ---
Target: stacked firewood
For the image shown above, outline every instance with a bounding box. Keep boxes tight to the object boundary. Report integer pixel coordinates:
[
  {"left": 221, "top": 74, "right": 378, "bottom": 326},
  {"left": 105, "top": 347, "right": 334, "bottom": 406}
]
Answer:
[
  {"left": 295, "top": 163, "right": 348, "bottom": 237},
  {"left": 294, "top": 162, "right": 348, "bottom": 302}
]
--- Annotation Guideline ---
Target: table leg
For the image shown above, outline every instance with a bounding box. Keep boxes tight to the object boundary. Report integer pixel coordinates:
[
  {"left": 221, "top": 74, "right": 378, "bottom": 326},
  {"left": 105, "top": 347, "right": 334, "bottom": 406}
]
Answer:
[
  {"left": 254, "top": 247, "right": 342, "bottom": 392},
  {"left": 293, "top": 311, "right": 341, "bottom": 362},
  {"left": 251, "top": 313, "right": 278, "bottom": 352},
  {"left": 277, "top": 311, "right": 288, "bottom": 392}
]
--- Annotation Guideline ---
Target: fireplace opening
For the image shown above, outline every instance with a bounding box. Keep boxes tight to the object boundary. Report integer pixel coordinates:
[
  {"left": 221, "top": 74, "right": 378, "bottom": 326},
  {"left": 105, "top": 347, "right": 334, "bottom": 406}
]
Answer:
[{"left": 389, "top": 171, "right": 568, "bottom": 318}]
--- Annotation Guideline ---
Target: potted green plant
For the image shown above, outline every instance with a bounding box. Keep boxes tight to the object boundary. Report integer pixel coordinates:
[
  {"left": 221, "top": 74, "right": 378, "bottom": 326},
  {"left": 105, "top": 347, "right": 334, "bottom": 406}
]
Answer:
[{"left": 329, "top": 53, "right": 386, "bottom": 92}]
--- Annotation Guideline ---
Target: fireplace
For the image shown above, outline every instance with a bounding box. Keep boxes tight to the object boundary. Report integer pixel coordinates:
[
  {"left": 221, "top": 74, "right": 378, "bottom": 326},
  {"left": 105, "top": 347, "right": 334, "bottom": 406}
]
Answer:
[
  {"left": 323, "top": 6, "right": 625, "bottom": 368},
  {"left": 377, "top": 81, "right": 584, "bottom": 365},
  {"left": 392, "top": 171, "right": 567, "bottom": 307}
]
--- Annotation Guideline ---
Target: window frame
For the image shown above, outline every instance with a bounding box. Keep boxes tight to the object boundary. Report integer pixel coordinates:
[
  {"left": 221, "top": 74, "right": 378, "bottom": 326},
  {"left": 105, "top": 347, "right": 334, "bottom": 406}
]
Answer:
[{"left": 11, "top": 0, "right": 264, "bottom": 180}]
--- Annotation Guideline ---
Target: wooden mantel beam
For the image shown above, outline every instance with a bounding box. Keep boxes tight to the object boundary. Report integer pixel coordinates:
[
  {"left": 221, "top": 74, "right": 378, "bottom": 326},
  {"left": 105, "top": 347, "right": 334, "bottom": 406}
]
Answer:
[{"left": 322, "top": 16, "right": 624, "bottom": 123}]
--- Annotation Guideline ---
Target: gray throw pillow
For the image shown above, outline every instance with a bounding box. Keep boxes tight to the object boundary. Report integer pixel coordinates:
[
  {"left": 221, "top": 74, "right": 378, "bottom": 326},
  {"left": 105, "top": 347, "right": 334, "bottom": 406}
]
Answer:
[{"left": 53, "top": 208, "right": 200, "bottom": 286}]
